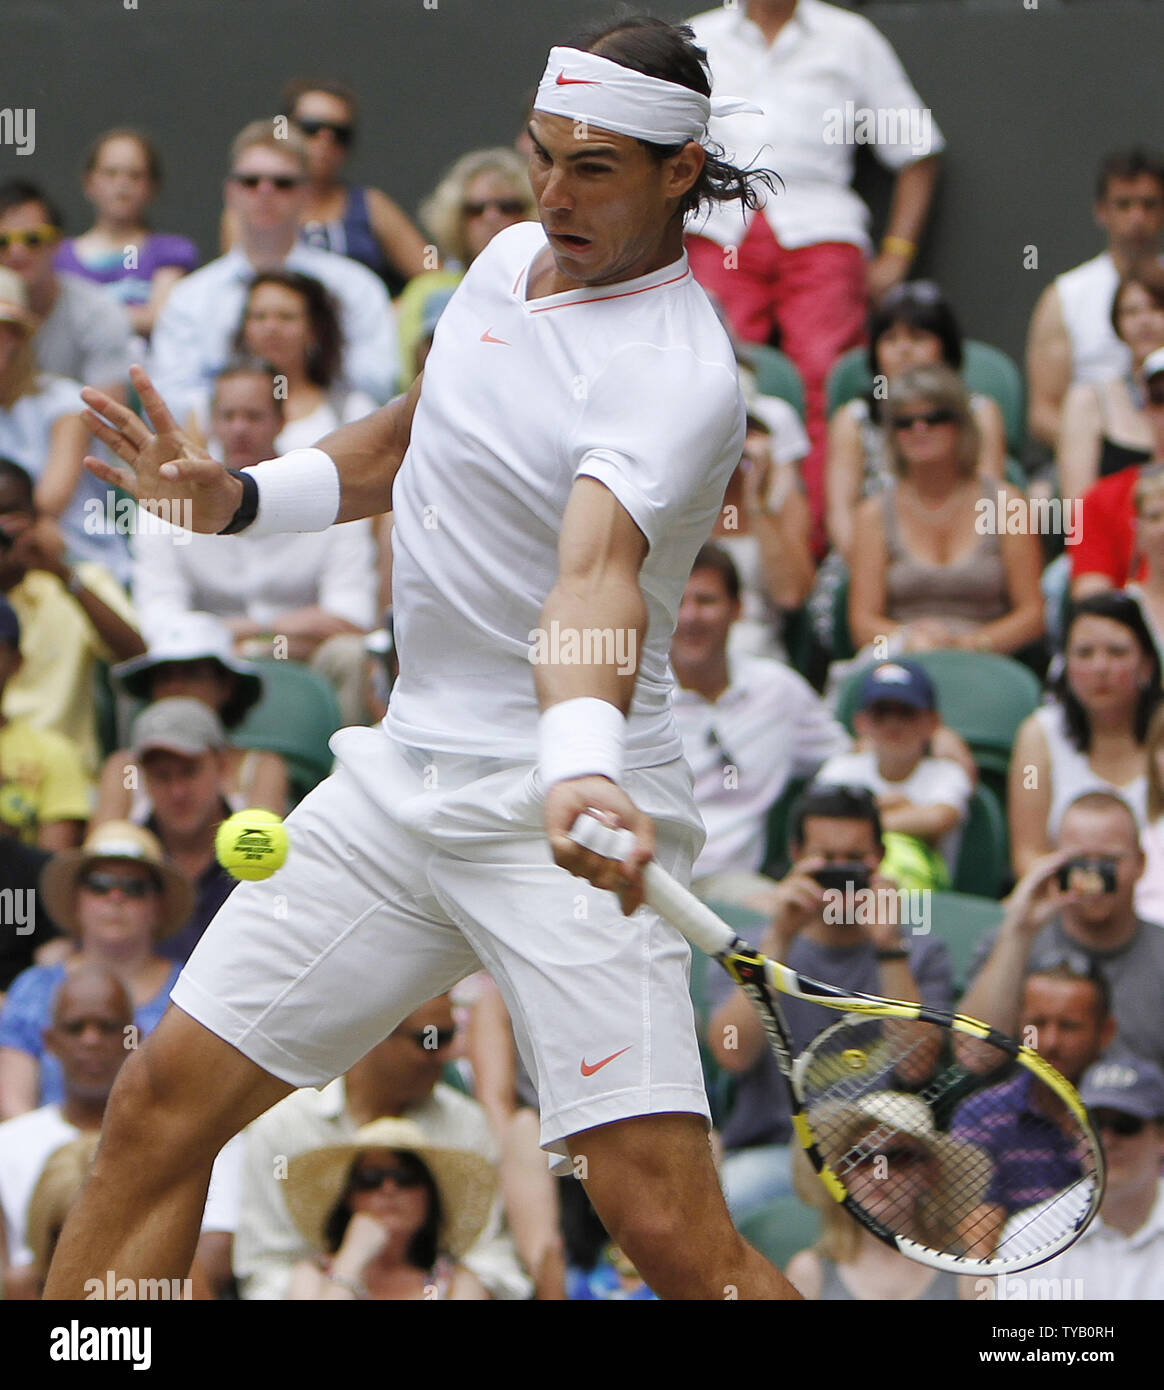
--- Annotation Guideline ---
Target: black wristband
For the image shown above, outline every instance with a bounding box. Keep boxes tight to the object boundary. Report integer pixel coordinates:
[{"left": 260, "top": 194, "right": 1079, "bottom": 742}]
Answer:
[
  {"left": 875, "top": 948, "right": 909, "bottom": 962},
  {"left": 218, "top": 469, "right": 259, "bottom": 535}
]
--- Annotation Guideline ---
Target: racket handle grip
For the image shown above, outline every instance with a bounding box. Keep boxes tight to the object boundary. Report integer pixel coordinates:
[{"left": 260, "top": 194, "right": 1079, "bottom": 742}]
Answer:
[{"left": 567, "top": 814, "right": 736, "bottom": 958}]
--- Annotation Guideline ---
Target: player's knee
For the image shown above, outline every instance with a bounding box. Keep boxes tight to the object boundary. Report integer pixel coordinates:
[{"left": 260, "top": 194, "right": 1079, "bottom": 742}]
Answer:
[{"left": 97, "top": 1041, "right": 221, "bottom": 1181}]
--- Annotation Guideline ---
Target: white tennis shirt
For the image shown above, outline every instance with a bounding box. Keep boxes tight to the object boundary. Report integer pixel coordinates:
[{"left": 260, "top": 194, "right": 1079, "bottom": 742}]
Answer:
[{"left": 387, "top": 222, "right": 746, "bottom": 767}]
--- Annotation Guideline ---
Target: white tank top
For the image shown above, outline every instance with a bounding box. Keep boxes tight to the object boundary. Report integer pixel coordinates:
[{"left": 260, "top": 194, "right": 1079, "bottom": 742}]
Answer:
[
  {"left": 1055, "top": 253, "right": 1130, "bottom": 386},
  {"left": 1036, "top": 701, "right": 1148, "bottom": 836}
]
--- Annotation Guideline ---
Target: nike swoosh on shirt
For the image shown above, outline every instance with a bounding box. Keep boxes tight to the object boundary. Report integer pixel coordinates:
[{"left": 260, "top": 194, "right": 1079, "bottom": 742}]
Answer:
[
  {"left": 580, "top": 1046, "right": 632, "bottom": 1077},
  {"left": 556, "top": 72, "right": 600, "bottom": 86},
  {"left": 480, "top": 328, "right": 509, "bottom": 345}
]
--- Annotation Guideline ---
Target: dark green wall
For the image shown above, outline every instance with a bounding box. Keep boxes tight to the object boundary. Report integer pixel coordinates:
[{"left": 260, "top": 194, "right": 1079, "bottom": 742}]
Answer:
[{"left": 1, "top": 0, "right": 1160, "bottom": 366}]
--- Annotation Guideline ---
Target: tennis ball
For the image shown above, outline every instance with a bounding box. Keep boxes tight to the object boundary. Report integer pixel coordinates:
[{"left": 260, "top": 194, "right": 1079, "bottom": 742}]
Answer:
[{"left": 215, "top": 809, "right": 289, "bottom": 881}]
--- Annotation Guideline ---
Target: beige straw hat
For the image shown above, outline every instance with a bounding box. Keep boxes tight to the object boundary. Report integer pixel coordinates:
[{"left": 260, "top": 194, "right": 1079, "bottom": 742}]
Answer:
[{"left": 284, "top": 1118, "right": 497, "bottom": 1260}]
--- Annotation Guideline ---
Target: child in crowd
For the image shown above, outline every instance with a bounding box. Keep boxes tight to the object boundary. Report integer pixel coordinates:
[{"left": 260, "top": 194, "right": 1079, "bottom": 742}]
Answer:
[{"left": 816, "top": 660, "right": 972, "bottom": 889}]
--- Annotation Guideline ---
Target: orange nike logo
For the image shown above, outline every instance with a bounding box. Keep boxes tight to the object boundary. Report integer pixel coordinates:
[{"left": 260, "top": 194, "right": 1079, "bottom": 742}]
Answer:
[
  {"left": 580, "top": 1046, "right": 632, "bottom": 1077},
  {"left": 556, "top": 71, "right": 600, "bottom": 86},
  {"left": 480, "top": 328, "right": 509, "bottom": 345}
]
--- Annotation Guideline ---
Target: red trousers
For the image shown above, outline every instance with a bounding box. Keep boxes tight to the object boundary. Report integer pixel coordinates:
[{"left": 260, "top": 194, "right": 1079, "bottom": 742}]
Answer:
[{"left": 687, "top": 215, "right": 867, "bottom": 543}]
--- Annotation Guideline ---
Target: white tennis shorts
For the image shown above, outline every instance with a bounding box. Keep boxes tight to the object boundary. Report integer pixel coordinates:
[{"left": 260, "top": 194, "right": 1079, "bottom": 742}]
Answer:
[{"left": 172, "top": 725, "right": 711, "bottom": 1166}]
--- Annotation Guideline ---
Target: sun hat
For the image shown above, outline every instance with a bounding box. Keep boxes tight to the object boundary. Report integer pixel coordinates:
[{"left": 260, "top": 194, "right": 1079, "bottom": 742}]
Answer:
[
  {"left": 113, "top": 612, "right": 263, "bottom": 726},
  {"left": 39, "top": 820, "right": 194, "bottom": 939},
  {"left": 284, "top": 1117, "right": 497, "bottom": 1260}
]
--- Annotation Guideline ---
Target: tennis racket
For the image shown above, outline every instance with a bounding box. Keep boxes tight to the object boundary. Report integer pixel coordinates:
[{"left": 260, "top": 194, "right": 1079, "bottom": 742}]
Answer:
[{"left": 568, "top": 814, "right": 1104, "bottom": 1276}]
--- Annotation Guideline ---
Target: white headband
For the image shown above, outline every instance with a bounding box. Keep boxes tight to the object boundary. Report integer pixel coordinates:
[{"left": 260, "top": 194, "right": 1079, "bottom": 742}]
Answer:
[{"left": 533, "top": 46, "right": 761, "bottom": 146}]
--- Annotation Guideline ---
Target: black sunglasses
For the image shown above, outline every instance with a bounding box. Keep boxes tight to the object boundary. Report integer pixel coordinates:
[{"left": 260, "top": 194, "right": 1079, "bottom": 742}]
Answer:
[
  {"left": 463, "top": 198, "right": 525, "bottom": 218},
  {"left": 231, "top": 173, "right": 304, "bottom": 191},
  {"left": 79, "top": 871, "right": 158, "bottom": 899},
  {"left": 1091, "top": 1110, "right": 1148, "bottom": 1138},
  {"left": 891, "top": 409, "right": 959, "bottom": 431},
  {"left": 349, "top": 1162, "right": 425, "bottom": 1192},
  {"left": 296, "top": 118, "right": 353, "bottom": 146}
]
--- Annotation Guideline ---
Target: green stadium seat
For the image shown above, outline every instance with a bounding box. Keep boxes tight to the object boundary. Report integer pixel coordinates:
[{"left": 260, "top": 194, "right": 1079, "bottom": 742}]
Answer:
[
  {"left": 833, "top": 649, "right": 1041, "bottom": 782},
  {"left": 761, "top": 776, "right": 811, "bottom": 881},
  {"left": 745, "top": 344, "right": 806, "bottom": 420},
  {"left": 824, "top": 338, "right": 1026, "bottom": 458},
  {"left": 737, "top": 1194, "right": 822, "bottom": 1272},
  {"left": 230, "top": 658, "right": 343, "bottom": 802},
  {"left": 951, "top": 783, "right": 1010, "bottom": 899},
  {"left": 927, "top": 890, "right": 1005, "bottom": 993}
]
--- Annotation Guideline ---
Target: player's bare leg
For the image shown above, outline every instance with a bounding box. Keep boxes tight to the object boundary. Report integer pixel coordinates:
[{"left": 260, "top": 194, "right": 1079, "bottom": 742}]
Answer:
[
  {"left": 570, "top": 1111, "right": 802, "bottom": 1300},
  {"left": 43, "top": 1006, "right": 292, "bottom": 1299}
]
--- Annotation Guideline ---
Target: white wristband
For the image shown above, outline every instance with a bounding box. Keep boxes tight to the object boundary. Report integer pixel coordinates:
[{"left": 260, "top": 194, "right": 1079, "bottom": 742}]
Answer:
[
  {"left": 538, "top": 698, "right": 625, "bottom": 788},
  {"left": 247, "top": 448, "right": 342, "bottom": 536}
]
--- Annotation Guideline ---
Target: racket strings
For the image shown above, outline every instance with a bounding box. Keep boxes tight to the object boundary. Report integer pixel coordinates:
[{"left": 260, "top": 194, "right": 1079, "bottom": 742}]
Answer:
[{"left": 796, "top": 1017, "right": 1101, "bottom": 1266}]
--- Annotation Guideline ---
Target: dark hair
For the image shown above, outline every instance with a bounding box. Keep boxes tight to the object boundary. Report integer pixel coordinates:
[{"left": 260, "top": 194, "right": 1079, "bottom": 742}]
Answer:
[
  {"left": 690, "top": 542, "right": 740, "bottom": 602},
  {"left": 211, "top": 357, "right": 285, "bottom": 417},
  {"left": 144, "top": 660, "right": 256, "bottom": 730},
  {"left": 1055, "top": 592, "right": 1163, "bottom": 751},
  {"left": 323, "top": 1150, "right": 441, "bottom": 1269},
  {"left": 0, "top": 457, "right": 35, "bottom": 510},
  {"left": 234, "top": 270, "right": 344, "bottom": 389},
  {"left": 1096, "top": 147, "right": 1164, "bottom": 202},
  {"left": 789, "top": 782, "right": 884, "bottom": 853},
  {"left": 564, "top": 14, "right": 777, "bottom": 221},
  {"left": 84, "top": 128, "right": 164, "bottom": 188},
  {"left": 744, "top": 412, "right": 771, "bottom": 436},
  {"left": 281, "top": 78, "right": 359, "bottom": 131},
  {"left": 867, "top": 280, "right": 964, "bottom": 376},
  {"left": 1026, "top": 961, "right": 1112, "bottom": 1025},
  {"left": 0, "top": 179, "right": 64, "bottom": 230},
  {"left": 1110, "top": 262, "right": 1164, "bottom": 340}
]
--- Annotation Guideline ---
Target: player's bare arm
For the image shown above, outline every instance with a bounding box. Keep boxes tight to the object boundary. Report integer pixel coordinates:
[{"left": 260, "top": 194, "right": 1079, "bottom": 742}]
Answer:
[
  {"left": 537, "top": 476, "right": 655, "bottom": 912},
  {"left": 81, "top": 363, "right": 424, "bottom": 532}
]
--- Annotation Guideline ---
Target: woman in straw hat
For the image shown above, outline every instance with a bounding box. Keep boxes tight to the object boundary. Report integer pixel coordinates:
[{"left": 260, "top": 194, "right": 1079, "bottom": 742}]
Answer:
[
  {"left": 285, "top": 1118, "right": 496, "bottom": 1300},
  {"left": 0, "top": 821, "right": 191, "bottom": 1119},
  {"left": 785, "top": 1091, "right": 992, "bottom": 1300}
]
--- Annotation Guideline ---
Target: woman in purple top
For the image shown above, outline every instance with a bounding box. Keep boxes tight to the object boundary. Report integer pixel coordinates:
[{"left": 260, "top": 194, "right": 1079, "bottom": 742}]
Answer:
[
  {"left": 220, "top": 81, "right": 430, "bottom": 297},
  {"left": 54, "top": 129, "right": 198, "bottom": 344}
]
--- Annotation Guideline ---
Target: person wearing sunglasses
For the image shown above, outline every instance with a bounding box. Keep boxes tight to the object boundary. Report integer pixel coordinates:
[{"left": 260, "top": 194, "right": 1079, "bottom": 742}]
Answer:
[
  {"left": 0, "top": 180, "right": 132, "bottom": 407},
  {"left": 395, "top": 147, "right": 537, "bottom": 383},
  {"left": 149, "top": 121, "right": 399, "bottom": 428},
  {"left": 0, "top": 821, "right": 191, "bottom": 1120},
  {"left": 986, "top": 1056, "right": 1164, "bottom": 1300},
  {"left": 234, "top": 993, "right": 530, "bottom": 1301},
  {"left": 285, "top": 1117, "right": 496, "bottom": 1300},
  {"left": 848, "top": 363, "right": 1045, "bottom": 658}
]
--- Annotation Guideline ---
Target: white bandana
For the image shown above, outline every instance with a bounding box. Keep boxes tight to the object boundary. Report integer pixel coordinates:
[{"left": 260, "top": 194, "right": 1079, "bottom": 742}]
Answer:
[{"left": 533, "top": 46, "right": 761, "bottom": 146}]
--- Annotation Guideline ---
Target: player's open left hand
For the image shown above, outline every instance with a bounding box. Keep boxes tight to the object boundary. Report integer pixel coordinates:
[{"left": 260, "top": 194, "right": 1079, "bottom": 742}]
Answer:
[
  {"left": 544, "top": 776, "right": 655, "bottom": 916},
  {"left": 80, "top": 364, "right": 243, "bottom": 535}
]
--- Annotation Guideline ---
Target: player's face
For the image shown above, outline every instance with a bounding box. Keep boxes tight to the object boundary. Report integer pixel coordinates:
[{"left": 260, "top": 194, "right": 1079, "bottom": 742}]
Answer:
[
  {"left": 526, "top": 113, "right": 699, "bottom": 288},
  {"left": 243, "top": 283, "right": 313, "bottom": 375},
  {"left": 1020, "top": 977, "right": 1109, "bottom": 1084},
  {"left": 210, "top": 375, "right": 282, "bottom": 469},
  {"left": 84, "top": 135, "right": 155, "bottom": 225},
  {"left": 1095, "top": 175, "right": 1164, "bottom": 260},
  {"left": 672, "top": 568, "right": 740, "bottom": 670},
  {"left": 44, "top": 976, "right": 130, "bottom": 1100}
]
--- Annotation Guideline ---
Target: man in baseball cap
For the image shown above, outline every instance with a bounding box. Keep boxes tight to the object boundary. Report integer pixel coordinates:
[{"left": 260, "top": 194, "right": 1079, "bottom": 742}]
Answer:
[{"left": 125, "top": 698, "right": 237, "bottom": 965}]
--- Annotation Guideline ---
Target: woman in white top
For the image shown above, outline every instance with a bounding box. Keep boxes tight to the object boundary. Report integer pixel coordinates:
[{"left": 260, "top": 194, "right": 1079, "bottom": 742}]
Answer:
[
  {"left": 232, "top": 269, "right": 376, "bottom": 452},
  {"left": 1010, "top": 592, "right": 1161, "bottom": 875}
]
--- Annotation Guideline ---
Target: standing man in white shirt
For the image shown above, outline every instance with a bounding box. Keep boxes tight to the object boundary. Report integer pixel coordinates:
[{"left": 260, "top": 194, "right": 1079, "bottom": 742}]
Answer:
[
  {"left": 48, "top": 18, "right": 802, "bottom": 1300},
  {"left": 1026, "top": 148, "right": 1164, "bottom": 452},
  {"left": 149, "top": 122, "right": 400, "bottom": 423},
  {"left": 685, "top": 0, "right": 944, "bottom": 534}
]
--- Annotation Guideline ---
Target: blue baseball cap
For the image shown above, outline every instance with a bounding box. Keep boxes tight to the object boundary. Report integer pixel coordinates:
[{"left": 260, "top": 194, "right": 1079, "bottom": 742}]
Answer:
[
  {"left": 1080, "top": 1056, "right": 1164, "bottom": 1121},
  {"left": 0, "top": 597, "right": 20, "bottom": 648},
  {"left": 857, "top": 660, "right": 937, "bottom": 713}
]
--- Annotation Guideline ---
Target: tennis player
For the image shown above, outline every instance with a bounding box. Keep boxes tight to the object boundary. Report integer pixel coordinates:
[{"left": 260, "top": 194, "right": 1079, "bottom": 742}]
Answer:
[{"left": 45, "top": 17, "right": 799, "bottom": 1300}]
